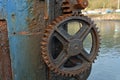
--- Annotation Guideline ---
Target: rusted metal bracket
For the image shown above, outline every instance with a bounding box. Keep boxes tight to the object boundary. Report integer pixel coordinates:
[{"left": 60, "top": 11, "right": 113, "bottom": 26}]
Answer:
[{"left": 0, "top": 20, "right": 12, "bottom": 80}]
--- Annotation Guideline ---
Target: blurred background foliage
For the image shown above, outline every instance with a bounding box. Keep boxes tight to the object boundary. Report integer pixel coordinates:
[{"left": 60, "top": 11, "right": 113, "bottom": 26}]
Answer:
[{"left": 87, "top": 0, "right": 119, "bottom": 10}]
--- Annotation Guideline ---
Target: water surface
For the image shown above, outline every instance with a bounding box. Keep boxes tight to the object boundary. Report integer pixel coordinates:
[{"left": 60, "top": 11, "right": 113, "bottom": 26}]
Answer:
[{"left": 88, "top": 20, "right": 120, "bottom": 80}]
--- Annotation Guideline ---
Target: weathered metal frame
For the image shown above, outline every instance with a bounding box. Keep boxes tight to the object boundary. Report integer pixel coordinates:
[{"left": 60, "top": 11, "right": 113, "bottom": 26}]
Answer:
[{"left": 0, "top": 0, "right": 50, "bottom": 80}]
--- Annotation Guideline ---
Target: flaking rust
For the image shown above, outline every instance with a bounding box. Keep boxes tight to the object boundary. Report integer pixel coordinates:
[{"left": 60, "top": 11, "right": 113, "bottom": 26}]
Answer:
[
  {"left": 41, "top": 0, "right": 101, "bottom": 80},
  {"left": 0, "top": 20, "right": 12, "bottom": 80}
]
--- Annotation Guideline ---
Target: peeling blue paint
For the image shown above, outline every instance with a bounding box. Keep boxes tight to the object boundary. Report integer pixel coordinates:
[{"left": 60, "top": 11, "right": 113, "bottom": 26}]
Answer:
[
  {"left": 0, "top": 0, "right": 46, "bottom": 80},
  {"left": 6, "top": 0, "right": 29, "bottom": 33}
]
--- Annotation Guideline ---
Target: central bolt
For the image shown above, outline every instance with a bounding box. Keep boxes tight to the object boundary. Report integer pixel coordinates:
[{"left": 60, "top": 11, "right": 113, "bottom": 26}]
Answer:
[
  {"left": 67, "top": 39, "right": 83, "bottom": 56},
  {"left": 75, "top": 45, "right": 79, "bottom": 49}
]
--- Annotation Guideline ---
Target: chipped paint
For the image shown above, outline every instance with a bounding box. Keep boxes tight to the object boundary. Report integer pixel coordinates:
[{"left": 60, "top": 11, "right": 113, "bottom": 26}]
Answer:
[
  {"left": 0, "top": 20, "right": 12, "bottom": 80},
  {"left": 0, "top": 0, "right": 46, "bottom": 80},
  {"left": 0, "top": 0, "right": 64, "bottom": 80}
]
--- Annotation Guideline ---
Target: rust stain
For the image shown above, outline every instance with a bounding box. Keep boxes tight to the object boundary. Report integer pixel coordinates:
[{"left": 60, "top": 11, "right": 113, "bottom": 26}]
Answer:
[
  {"left": 27, "top": 0, "right": 46, "bottom": 33},
  {"left": 0, "top": 20, "right": 12, "bottom": 80},
  {"left": 11, "top": 13, "right": 16, "bottom": 22},
  {"left": 18, "top": 31, "right": 29, "bottom": 35},
  {"left": 12, "top": 31, "right": 41, "bottom": 36}
]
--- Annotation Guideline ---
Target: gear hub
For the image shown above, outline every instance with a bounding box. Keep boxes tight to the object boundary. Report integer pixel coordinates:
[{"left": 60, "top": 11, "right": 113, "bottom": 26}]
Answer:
[{"left": 41, "top": 14, "right": 100, "bottom": 77}]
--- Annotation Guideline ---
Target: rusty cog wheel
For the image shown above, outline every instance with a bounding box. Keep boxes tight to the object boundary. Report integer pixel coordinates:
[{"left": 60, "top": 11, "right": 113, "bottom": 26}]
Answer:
[
  {"left": 41, "top": 14, "right": 100, "bottom": 77},
  {"left": 75, "top": 0, "right": 88, "bottom": 9}
]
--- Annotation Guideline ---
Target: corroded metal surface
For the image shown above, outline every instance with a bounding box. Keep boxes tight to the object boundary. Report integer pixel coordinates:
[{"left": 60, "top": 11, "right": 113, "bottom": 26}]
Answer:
[
  {"left": 0, "top": 0, "right": 100, "bottom": 80},
  {"left": 41, "top": 0, "right": 101, "bottom": 80},
  {"left": 61, "top": 1, "right": 72, "bottom": 14},
  {"left": 0, "top": 20, "right": 12, "bottom": 80},
  {"left": 41, "top": 14, "right": 100, "bottom": 77},
  {"left": 0, "top": 0, "right": 47, "bottom": 80},
  {"left": 7, "top": 1, "right": 46, "bottom": 80},
  {"left": 61, "top": 0, "right": 88, "bottom": 13},
  {"left": 75, "top": 0, "right": 88, "bottom": 9}
]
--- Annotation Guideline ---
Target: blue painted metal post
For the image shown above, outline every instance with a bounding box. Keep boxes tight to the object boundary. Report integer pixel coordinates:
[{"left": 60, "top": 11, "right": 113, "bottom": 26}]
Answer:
[
  {"left": 0, "top": 0, "right": 47, "bottom": 80},
  {"left": 6, "top": 0, "right": 47, "bottom": 80},
  {"left": 0, "top": 0, "right": 62, "bottom": 79}
]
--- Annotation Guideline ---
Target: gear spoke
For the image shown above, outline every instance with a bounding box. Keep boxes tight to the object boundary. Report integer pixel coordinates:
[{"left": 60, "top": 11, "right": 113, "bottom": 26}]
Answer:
[
  {"left": 54, "top": 50, "right": 68, "bottom": 68},
  {"left": 80, "top": 49, "right": 91, "bottom": 62},
  {"left": 73, "top": 22, "right": 88, "bottom": 38},
  {"left": 69, "top": 56, "right": 83, "bottom": 66},
  {"left": 80, "top": 24, "right": 94, "bottom": 41},
  {"left": 77, "top": 55, "right": 86, "bottom": 63},
  {"left": 55, "top": 26, "right": 71, "bottom": 42},
  {"left": 54, "top": 32, "right": 68, "bottom": 46}
]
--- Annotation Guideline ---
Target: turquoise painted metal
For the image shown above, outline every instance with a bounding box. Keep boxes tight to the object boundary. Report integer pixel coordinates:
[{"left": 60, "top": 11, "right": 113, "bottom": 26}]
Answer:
[{"left": 0, "top": 0, "right": 47, "bottom": 80}]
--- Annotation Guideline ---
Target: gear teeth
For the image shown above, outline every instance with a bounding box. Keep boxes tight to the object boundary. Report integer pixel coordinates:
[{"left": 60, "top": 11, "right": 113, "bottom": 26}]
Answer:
[
  {"left": 98, "top": 34, "right": 101, "bottom": 37},
  {"left": 69, "top": 73, "right": 72, "bottom": 77},
  {"left": 97, "top": 30, "right": 100, "bottom": 33},
  {"left": 99, "top": 38, "right": 102, "bottom": 41},
  {"left": 93, "top": 60, "right": 95, "bottom": 63},
  {"left": 97, "top": 53, "right": 99, "bottom": 56},
  {"left": 41, "top": 15, "right": 101, "bottom": 77},
  {"left": 42, "top": 51, "right": 47, "bottom": 55},
  {"left": 64, "top": 14, "right": 68, "bottom": 17},
  {"left": 41, "top": 42, "right": 47, "bottom": 45},
  {"left": 94, "top": 24, "right": 97, "bottom": 27},
  {"left": 97, "top": 27, "right": 100, "bottom": 30},
  {"left": 99, "top": 41, "right": 101, "bottom": 45},
  {"left": 92, "top": 24, "right": 96, "bottom": 28},
  {"left": 84, "top": 16, "right": 88, "bottom": 19},
  {"left": 96, "top": 27, "right": 99, "bottom": 30},
  {"left": 42, "top": 37, "right": 47, "bottom": 41},
  {"left": 72, "top": 73, "right": 76, "bottom": 77},
  {"left": 63, "top": 9, "right": 72, "bottom": 14},
  {"left": 55, "top": 18, "right": 60, "bottom": 22},
  {"left": 45, "top": 28, "right": 51, "bottom": 32},
  {"left": 48, "top": 64, "right": 52, "bottom": 68},
  {"left": 44, "top": 32, "right": 49, "bottom": 37},
  {"left": 91, "top": 21, "right": 94, "bottom": 25},
  {"left": 58, "top": 16, "right": 64, "bottom": 20},
  {"left": 62, "top": 0, "right": 72, "bottom": 14},
  {"left": 81, "top": 69, "right": 84, "bottom": 73},
  {"left": 48, "top": 25, "right": 53, "bottom": 28},
  {"left": 79, "top": 14, "right": 84, "bottom": 16},
  {"left": 95, "top": 57, "right": 97, "bottom": 60},
  {"left": 86, "top": 66, "right": 89, "bottom": 71},
  {"left": 61, "top": 72, "right": 64, "bottom": 76},
  {"left": 43, "top": 56, "right": 48, "bottom": 60},
  {"left": 44, "top": 33, "right": 49, "bottom": 36},
  {"left": 88, "top": 18, "right": 92, "bottom": 22},
  {"left": 57, "top": 72, "right": 61, "bottom": 75},
  {"left": 44, "top": 60, "right": 50, "bottom": 64},
  {"left": 65, "top": 73, "right": 68, "bottom": 77},
  {"left": 52, "top": 21, "right": 57, "bottom": 25},
  {"left": 41, "top": 46, "right": 46, "bottom": 50}
]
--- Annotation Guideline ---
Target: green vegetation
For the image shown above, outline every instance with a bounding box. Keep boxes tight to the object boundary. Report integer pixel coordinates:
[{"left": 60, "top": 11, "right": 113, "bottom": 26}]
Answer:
[{"left": 87, "top": 0, "right": 119, "bottom": 10}]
